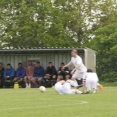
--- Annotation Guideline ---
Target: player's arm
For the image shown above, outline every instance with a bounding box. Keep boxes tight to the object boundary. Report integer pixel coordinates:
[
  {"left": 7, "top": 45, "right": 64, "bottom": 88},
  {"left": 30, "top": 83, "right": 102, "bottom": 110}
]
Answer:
[
  {"left": 71, "top": 64, "right": 80, "bottom": 74},
  {"left": 64, "top": 61, "right": 72, "bottom": 68},
  {"left": 72, "top": 64, "right": 80, "bottom": 72}
]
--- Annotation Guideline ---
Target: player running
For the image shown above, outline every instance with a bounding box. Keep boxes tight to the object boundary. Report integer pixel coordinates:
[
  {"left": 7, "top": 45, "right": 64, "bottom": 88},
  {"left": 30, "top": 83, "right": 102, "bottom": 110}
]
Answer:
[
  {"left": 64, "top": 49, "right": 87, "bottom": 85},
  {"left": 55, "top": 80, "right": 82, "bottom": 94}
]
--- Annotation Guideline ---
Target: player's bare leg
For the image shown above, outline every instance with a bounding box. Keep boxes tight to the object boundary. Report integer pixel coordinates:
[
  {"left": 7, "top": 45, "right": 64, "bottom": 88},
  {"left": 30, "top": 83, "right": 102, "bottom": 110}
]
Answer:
[{"left": 24, "top": 76, "right": 29, "bottom": 88}]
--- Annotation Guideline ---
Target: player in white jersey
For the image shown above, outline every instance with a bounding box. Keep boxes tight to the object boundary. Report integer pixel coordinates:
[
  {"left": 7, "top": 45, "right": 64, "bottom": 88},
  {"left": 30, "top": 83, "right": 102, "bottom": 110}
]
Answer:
[
  {"left": 82, "top": 69, "right": 103, "bottom": 93},
  {"left": 54, "top": 80, "right": 82, "bottom": 94},
  {"left": 64, "top": 49, "right": 87, "bottom": 84}
]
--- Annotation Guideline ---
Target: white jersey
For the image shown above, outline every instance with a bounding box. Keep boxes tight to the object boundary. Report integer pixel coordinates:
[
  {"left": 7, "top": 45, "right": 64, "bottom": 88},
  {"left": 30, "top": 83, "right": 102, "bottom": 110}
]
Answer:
[
  {"left": 71, "top": 55, "right": 87, "bottom": 73},
  {"left": 83, "top": 72, "right": 99, "bottom": 91},
  {"left": 55, "top": 80, "right": 82, "bottom": 94},
  {"left": 84, "top": 72, "right": 99, "bottom": 82}
]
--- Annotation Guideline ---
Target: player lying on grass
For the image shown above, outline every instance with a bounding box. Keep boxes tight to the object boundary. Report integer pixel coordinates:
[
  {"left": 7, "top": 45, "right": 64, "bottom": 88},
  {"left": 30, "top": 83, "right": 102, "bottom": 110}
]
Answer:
[
  {"left": 55, "top": 80, "right": 82, "bottom": 94},
  {"left": 82, "top": 69, "right": 103, "bottom": 93}
]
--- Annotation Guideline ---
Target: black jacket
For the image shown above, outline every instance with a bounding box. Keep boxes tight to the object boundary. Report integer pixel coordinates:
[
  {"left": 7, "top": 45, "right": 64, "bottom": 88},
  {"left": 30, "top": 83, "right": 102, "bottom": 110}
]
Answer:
[
  {"left": 58, "top": 67, "right": 69, "bottom": 75},
  {"left": 0, "top": 68, "right": 4, "bottom": 79},
  {"left": 46, "top": 66, "right": 57, "bottom": 75}
]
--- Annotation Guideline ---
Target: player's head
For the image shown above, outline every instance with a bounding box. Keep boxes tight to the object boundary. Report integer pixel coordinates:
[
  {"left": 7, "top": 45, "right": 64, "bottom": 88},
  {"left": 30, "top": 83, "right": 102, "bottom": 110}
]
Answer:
[
  {"left": 61, "top": 62, "right": 64, "bottom": 67},
  {"left": 0, "top": 62, "right": 3, "bottom": 68},
  {"left": 36, "top": 62, "right": 40, "bottom": 67},
  {"left": 71, "top": 49, "right": 78, "bottom": 57},
  {"left": 87, "top": 69, "right": 93, "bottom": 72},
  {"left": 48, "top": 62, "right": 52, "bottom": 67},
  {"left": 7, "top": 63, "right": 11, "bottom": 69},
  {"left": 18, "top": 63, "right": 23, "bottom": 68},
  {"left": 28, "top": 60, "right": 32, "bottom": 66}
]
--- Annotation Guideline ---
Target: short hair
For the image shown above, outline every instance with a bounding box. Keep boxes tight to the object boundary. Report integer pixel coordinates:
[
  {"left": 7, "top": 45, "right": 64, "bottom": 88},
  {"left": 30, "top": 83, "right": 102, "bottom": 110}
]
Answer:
[
  {"left": 7, "top": 63, "right": 11, "bottom": 66},
  {"left": 61, "top": 62, "right": 64, "bottom": 65},
  {"left": 37, "top": 61, "right": 40, "bottom": 64},
  {"left": 72, "top": 49, "right": 78, "bottom": 54},
  {"left": 48, "top": 62, "right": 52, "bottom": 64},
  {"left": 18, "top": 63, "right": 22, "bottom": 65},
  {"left": 87, "top": 69, "right": 93, "bottom": 72}
]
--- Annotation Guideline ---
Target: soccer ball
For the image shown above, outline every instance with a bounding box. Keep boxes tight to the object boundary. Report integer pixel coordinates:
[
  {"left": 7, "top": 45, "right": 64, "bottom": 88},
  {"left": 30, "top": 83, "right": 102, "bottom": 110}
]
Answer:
[{"left": 39, "top": 86, "right": 46, "bottom": 92}]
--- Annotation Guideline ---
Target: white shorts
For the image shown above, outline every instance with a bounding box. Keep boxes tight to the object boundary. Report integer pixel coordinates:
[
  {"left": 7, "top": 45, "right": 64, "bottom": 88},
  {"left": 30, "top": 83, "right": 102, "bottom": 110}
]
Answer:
[
  {"left": 55, "top": 82, "right": 63, "bottom": 94},
  {"left": 72, "top": 71, "right": 85, "bottom": 80},
  {"left": 86, "top": 79, "right": 97, "bottom": 91}
]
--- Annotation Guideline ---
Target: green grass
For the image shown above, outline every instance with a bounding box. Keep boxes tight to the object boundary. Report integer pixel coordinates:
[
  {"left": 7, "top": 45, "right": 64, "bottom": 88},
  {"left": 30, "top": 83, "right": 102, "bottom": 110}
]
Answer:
[{"left": 0, "top": 87, "right": 117, "bottom": 117}]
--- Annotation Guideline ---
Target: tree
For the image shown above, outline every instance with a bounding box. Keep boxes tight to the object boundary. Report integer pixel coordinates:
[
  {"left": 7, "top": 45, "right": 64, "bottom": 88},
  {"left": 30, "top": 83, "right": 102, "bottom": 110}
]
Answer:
[
  {"left": 89, "top": 23, "right": 117, "bottom": 82},
  {"left": 0, "top": 0, "right": 117, "bottom": 49},
  {"left": 0, "top": 0, "right": 77, "bottom": 49}
]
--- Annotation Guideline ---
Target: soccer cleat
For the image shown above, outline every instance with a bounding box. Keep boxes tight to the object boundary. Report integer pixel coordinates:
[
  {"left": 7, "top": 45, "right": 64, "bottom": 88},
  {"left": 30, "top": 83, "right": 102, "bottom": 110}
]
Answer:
[{"left": 99, "top": 84, "right": 103, "bottom": 91}]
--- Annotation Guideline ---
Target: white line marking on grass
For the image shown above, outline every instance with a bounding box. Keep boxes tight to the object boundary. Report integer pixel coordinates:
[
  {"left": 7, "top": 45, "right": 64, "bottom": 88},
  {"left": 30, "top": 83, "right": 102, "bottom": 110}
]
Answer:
[{"left": 0, "top": 101, "right": 88, "bottom": 111}]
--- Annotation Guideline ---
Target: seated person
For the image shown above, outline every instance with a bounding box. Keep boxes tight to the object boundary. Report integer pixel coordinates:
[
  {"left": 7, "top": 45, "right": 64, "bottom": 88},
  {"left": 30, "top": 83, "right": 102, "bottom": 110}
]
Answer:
[
  {"left": 57, "top": 62, "right": 70, "bottom": 82},
  {"left": 3, "top": 63, "right": 14, "bottom": 88},
  {"left": 24, "top": 60, "right": 34, "bottom": 88},
  {"left": 31, "top": 62, "right": 44, "bottom": 87},
  {"left": 14, "top": 63, "right": 25, "bottom": 87},
  {"left": 44, "top": 62, "right": 57, "bottom": 80},
  {"left": 0, "top": 62, "right": 4, "bottom": 87}
]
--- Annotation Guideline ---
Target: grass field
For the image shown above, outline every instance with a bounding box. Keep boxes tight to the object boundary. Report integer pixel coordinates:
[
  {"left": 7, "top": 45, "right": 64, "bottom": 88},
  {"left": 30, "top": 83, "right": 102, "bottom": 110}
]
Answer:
[{"left": 0, "top": 87, "right": 117, "bottom": 117}]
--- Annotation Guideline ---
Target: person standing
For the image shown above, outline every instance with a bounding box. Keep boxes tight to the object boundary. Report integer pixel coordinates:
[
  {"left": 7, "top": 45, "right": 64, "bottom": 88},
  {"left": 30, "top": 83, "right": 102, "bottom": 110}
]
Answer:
[
  {"left": 64, "top": 49, "right": 87, "bottom": 85},
  {"left": 24, "top": 60, "right": 34, "bottom": 88}
]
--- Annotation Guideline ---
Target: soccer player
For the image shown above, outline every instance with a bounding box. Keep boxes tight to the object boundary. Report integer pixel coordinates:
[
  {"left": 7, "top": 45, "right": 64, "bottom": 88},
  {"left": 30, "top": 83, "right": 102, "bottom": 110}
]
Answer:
[
  {"left": 14, "top": 63, "right": 25, "bottom": 88},
  {"left": 82, "top": 69, "right": 103, "bottom": 93},
  {"left": 64, "top": 49, "right": 87, "bottom": 85},
  {"left": 55, "top": 80, "right": 82, "bottom": 94},
  {"left": 24, "top": 60, "right": 34, "bottom": 88},
  {"left": 31, "top": 62, "right": 44, "bottom": 87}
]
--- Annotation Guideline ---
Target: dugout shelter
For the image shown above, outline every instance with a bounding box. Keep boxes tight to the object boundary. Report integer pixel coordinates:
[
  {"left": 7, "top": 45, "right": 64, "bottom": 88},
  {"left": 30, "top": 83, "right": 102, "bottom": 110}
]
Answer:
[{"left": 0, "top": 48, "right": 96, "bottom": 71}]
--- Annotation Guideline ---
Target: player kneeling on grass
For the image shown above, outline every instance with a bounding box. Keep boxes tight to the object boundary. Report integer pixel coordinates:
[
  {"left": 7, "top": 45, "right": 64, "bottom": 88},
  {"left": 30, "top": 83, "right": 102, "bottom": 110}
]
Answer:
[
  {"left": 31, "top": 62, "right": 44, "bottom": 87},
  {"left": 14, "top": 63, "right": 25, "bottom": 88},
  {"left": 55, "top": 80, "right": 82, "bottom": 94},
  {"left": 82, "top": 69, "right": 103, "bottom": 93}
]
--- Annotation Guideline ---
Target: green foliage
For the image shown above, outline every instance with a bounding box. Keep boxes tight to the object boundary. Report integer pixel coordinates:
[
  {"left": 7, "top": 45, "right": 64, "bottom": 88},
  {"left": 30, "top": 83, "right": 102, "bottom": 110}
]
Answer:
[
  {"left": 0, "top": 0, "right": 117, "bottom": 49},
  {"left": 89, "top": 23, "right": 117, "bottom": 82}
]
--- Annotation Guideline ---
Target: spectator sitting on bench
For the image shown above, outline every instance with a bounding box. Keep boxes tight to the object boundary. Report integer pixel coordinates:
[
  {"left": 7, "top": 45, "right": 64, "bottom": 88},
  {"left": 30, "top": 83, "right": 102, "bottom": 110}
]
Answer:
[
  {"left": 14, "top": 63, "right": 25, "bottom": 88},
  {"left": 31, "top": 62, "right": 44, "bottom": 87},
  {"left": 57, "top": 62, "right": 70, "bottom": 82},
  {"left": 3, "top": 63, "right": 14, "bottom": 88},
  {"left": 0, "top": 62, "right": 4, "bottom": 87},
  {"left": 44, "top": 62, "right": 57, "bottom": 80},
  {"left": 24, "top": 60, "right": 34, "bottom": 88}
]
